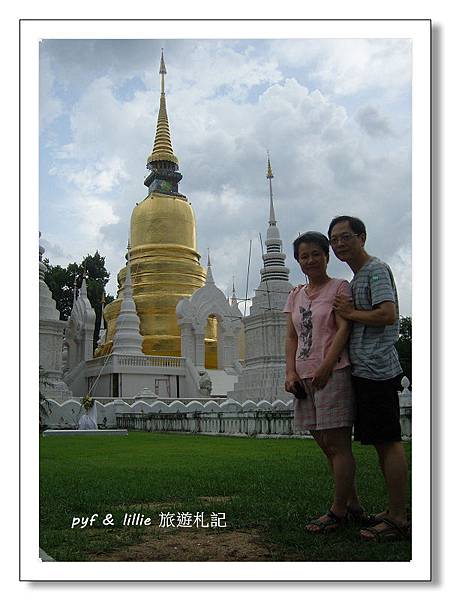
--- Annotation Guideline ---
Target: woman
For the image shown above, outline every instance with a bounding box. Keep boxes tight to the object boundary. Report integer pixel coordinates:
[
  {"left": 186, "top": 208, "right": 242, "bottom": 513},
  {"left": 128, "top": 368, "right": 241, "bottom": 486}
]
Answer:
[{"left": 284, "top": 231, "right": 363, "bottom": 533}]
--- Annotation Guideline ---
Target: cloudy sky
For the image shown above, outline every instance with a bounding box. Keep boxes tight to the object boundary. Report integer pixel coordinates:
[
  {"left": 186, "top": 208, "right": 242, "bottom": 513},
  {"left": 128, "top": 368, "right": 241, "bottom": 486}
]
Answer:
[{"left": 39, "top": 38, "right": 412, "bottom": 315}]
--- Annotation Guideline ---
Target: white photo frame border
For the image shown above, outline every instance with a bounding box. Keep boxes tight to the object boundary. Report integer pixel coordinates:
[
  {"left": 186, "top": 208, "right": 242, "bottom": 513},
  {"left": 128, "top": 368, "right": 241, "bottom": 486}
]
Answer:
[{"left": 20, "top": 18, "right": 431, "bottom": 582}]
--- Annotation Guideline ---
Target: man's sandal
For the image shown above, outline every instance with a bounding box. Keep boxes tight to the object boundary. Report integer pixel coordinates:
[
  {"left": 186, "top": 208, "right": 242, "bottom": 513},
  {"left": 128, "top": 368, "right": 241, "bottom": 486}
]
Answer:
[
  {"left": 364, "top": 509, "right": 390, "bottom": 525},
  {"left": 305, "top": 510, "right": 347, "bottom": 534},
  {"left": 346, "top": 506, "right": 380, "bottom": 526},
  {"left": 360, "top": 516, "right": 411, "bottom": 542}
]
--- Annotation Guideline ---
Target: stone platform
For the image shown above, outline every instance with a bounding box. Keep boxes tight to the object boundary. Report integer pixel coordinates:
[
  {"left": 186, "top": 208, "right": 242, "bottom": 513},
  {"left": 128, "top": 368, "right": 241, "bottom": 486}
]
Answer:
[{"left": 42, "top": 429, "right": 128, "bottom": 437}]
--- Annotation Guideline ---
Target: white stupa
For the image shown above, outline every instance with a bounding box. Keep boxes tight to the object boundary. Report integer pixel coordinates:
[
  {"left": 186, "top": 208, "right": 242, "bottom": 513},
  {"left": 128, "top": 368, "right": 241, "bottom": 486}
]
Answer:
[
  {"left": 230, "top": 156, "right": 293, "bottom": 402},
  {"left": 112, "top": 243, "right": 144, "bottom": 355},
  {"left": 39, "top": 233, "right": 71, "bottom": 400}
]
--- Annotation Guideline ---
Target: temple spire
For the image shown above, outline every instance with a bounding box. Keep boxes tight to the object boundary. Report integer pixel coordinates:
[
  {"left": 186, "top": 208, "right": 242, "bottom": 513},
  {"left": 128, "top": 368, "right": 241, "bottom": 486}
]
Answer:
[
  {"left": 266, "top": 152, "right": 273, "bottom": 179},
  {"left": 147, "top": 48, "right": 178, "bottom": 167},
  {"left": 79, "top": 270, "right": 88, "bottom": 299},
  {"left": 231, "top": 276, "right": 238, "bottom": 307},
  {"left": 260, "top": 155, "right": 290, "bottom": 283},
  {"left": 159, "top": 47, "right": 166, "bottom": 94},
  {"left": 205, "top": 249, "right": 215, "bottom": 284},
  {"left": 101, "top": 288, "right": 106, "bottom": 329},
  {"left": 72, "top": 272, "right": 78, "bottom": 306},
  {"left": 267, "top": 152, "right": 276, "bottom": 226}
]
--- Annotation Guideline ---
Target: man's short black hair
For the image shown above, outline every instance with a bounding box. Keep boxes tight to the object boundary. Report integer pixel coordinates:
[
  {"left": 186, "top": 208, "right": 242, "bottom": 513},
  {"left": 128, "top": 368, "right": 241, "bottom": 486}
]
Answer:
[
  {"left": 327, "top": 216, "right": 367, "bottom": 239},
  {"left": 293, "top": 231, "right": 330, "bottom": 262}
]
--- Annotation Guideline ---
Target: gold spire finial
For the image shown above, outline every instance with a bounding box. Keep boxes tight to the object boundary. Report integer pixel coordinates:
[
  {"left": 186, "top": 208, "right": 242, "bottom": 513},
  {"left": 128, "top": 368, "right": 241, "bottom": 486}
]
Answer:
[
  {"left": 160, "top": 49, "right": 166, "bottom": 75},
  {"left": 148, "top": 49, "right": 179, "bottom": 166},
  {"left": 266, "top": 151, "right": 273, "bottom": 179},
  {"left": 159, "top": 48, "right": 166, "bottom": 93}
]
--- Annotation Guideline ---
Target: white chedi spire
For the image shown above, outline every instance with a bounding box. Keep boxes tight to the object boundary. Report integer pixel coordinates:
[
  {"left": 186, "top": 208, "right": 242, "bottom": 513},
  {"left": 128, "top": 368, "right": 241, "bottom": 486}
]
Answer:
[
  {"left": 112, "top": 243, "right": 144, "bottom": 355},
  {"left": 39, "top": 232, "right": 60, "bottom": 320},
  {"left": 72, "top": 272, "right": 78, "bottom": 306},
  {"left": 97, "top": 290, "right": 107, "bottom": 345},
  {"left": 205, "top": 249, "right": 215, "bottom": 284},
  {"left": 260, "top": 154, "right": 290, "bottom": 283},
  {"left": 231, "top": 277, "right": 238, "bottom": 307},
  {"left": 79, "top": 269, "right": 88, "bottom": 298}
]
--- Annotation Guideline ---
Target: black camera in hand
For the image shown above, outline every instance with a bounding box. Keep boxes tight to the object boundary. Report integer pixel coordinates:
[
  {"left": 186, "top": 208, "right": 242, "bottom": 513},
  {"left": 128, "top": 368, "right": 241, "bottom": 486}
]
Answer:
[{"left": 292, "top": 380, "right": 307, "bottom": 400}]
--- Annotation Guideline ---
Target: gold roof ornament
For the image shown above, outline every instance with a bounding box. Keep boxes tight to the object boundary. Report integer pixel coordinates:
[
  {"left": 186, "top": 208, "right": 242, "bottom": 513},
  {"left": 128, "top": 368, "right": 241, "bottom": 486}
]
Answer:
[
  {"left": 159, "top": 49, "right": 167, "bottom": 83},
  {"left": 147, "top": 48, "right": 179, "bottom": 166}
]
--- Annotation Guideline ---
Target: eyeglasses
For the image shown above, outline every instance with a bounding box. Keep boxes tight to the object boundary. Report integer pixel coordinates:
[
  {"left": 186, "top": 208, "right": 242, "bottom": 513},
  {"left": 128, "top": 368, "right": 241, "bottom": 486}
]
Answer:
[{"left": 329, "top": 233, "right": 360, "bottom": 246}]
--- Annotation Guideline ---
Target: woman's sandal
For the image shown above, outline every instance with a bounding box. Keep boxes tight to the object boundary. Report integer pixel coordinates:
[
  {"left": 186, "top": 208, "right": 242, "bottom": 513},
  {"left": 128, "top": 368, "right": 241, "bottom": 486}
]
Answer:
[
  {"left": 305, "top": 510, "right": 347, "bottom": 534},
  {"left": 360, "top": 516, "right": 411, "bottom": 542}
]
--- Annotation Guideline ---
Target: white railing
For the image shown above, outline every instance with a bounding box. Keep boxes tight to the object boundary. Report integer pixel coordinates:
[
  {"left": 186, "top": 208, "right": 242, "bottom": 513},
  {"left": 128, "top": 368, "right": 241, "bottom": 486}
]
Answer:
[
  {"left": 49, "top": 377, "right": 412, "bottom": 439},
  {"left": 116, "top": 377, "right": 413, "bottom": 440},
  {"left": 85, "top": 354, "right": 186, "bottom": 369},
  {"left": 117, "top": 355, "right": 185, "bottom": 368},
  {"left": 117, "top": 410, "right": 299, "bottom": 437}
]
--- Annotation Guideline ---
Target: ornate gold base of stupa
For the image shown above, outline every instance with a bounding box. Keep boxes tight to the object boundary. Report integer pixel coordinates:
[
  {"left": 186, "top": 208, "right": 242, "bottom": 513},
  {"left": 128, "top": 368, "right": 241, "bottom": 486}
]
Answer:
[{"left": 95, "top": 192, "right": 218, "bottom": 367}]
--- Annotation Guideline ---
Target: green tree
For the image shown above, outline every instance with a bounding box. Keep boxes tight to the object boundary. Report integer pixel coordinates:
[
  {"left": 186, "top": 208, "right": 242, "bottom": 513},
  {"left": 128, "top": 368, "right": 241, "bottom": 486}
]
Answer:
[
  {"left": 44, "top": 251, "right": 114, "bottom": 350},
  {"left": 396, "top": 316, "right": 412, "bottom": 386}
]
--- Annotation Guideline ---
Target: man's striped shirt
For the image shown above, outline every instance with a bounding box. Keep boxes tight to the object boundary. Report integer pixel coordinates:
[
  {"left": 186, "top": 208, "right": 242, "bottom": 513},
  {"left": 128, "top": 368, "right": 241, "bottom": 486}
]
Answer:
[{"left": 349, "top": 257, "right": 403, "bottom": 380}]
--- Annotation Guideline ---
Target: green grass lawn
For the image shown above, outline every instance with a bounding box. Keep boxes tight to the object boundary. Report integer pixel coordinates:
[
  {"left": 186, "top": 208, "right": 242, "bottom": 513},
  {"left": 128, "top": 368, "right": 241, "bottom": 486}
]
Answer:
[{"left": 40, "top": 432, "right": 411, "bottom": 562}]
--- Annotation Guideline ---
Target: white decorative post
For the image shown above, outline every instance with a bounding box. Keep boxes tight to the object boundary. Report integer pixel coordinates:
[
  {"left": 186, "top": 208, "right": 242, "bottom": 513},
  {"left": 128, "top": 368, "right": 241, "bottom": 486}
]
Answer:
[
  {"left": 194, "top": 330, "right": 205, "bottom": 369},
  {"left": 399, "top": 376, "right": 412, "bottom": 439}
]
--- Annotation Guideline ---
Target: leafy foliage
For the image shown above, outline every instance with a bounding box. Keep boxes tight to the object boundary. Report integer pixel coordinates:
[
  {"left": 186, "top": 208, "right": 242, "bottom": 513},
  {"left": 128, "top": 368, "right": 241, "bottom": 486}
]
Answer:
[{"left": 43, "top": 251, "right": 114, "bottom": 349}]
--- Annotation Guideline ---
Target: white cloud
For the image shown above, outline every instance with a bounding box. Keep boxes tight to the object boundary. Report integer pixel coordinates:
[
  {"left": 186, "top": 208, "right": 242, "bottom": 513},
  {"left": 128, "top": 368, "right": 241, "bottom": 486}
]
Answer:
[
  {"left": 388, "top": 244, "right": 412, "bottom": 316},
  {"left": 162, "top": 41, "right": 282, "bottom": 101},
  {"left": 75, "top": 195, "right": 120, "bottom": 239},
  {"left": 39, "top": 238, "right": 70, "bottom": 263},
  {"left": 42, "top": 192, "right": 120, "bottom": 271},
  {"left": 271, "top": 38, "right": 412, "bottom": 97},
  {"left": 355, "top": 105, "right": 393, "bottom": 137},
  {"left": 39, "top": 53, "right": 64, "bottom": 130},
  {"left": 39, "top": 39, "right": 412, "bottom": 314},
  {"left": 65, "top": 157, "right": 130, "bottom": 195}
]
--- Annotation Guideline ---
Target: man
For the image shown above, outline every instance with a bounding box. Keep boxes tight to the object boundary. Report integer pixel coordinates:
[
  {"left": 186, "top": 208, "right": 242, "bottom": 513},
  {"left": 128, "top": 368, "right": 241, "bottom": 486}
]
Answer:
[{"left": 328, "top": 215, "right": 410, "bottom": 542}]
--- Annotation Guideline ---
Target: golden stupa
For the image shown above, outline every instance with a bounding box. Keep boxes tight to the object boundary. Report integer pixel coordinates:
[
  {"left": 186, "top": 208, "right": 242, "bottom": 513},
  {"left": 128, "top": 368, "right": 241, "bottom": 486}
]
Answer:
[{"left": 97, "top": 50, "right": 218, "bottom": 366}]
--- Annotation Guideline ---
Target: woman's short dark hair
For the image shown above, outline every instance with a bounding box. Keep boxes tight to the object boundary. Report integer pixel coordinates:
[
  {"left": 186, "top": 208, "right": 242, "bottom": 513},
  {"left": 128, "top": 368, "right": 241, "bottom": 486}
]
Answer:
[
  {"left": 327, "top": 215, "right": 366, "bottom": 239},
  {"left": 293, "top": 231, "right": 330, "bottom": 261}
]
